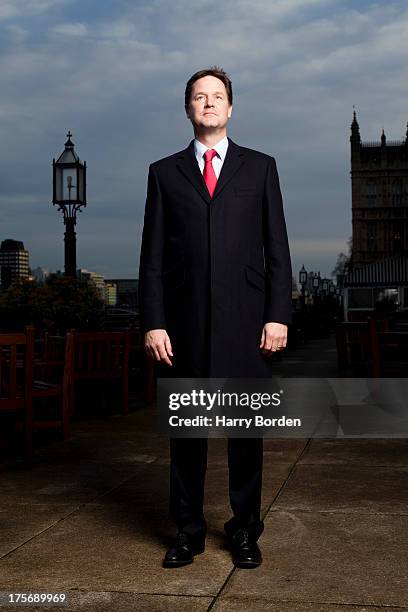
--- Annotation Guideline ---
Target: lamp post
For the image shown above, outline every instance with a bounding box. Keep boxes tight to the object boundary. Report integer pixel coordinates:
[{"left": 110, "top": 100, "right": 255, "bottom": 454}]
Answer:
[
  {"left": 312, "top": 273, "right": 320, "bottom": 303},
  {"left": 299, "top": 265, "right": 307, "bottom": 309},
  {"left": 52, "top": 132, "right": 87, "bottom": 278}
]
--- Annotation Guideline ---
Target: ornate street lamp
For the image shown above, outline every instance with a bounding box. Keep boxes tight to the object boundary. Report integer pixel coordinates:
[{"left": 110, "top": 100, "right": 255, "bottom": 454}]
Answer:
[
  {"left": 299, "top": 265, "right": 307, "bottom": 308},
  {"left": 52, "top": 131, "right": 87, "bottom": 277},
  {"left": 312, "top": 273, "right": 320, "bottom": 303},
  {"left": 299, "top": 265, "right": 307, "bottom": 286}
]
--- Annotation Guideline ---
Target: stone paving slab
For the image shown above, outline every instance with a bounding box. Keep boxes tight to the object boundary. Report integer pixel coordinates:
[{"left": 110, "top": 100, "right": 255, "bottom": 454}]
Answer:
[
  {"left": 80, "top": 460, "right": 290, "bottom": 542},
  {"left": 299, "top": 438, "right": 408, "bottom": 466},
  {"left": 212, "top": 595, "right": 408, "bottom": 611},
  {"left": 85, "top": 462, "right": 169, "bottom": 509},
  {"left": 0, "top": 504, "right": 77, "bottom": 558},
  {"left": 217, "top": 510, "right": 408, "bottom": 608},
  {"left": 0, "top": 460, "right": 149, "bottom": 507},
  {"left": 35, "top": 429, "right": 168, "bottom": 464},
  {"left": 263, "top": 438, "right": 308, "bottom": 462},
  {"left": 0, "top": 591, "right": 212, "bottom": 611},
  {"left": 0, "top": 503, "right": 233, "bottom": 597},
  {"left": 273, "top": 464, "right": 408, "bottom": 514},
  {"left": 83, "top": 458, "right": 289, "bottom": 513}
]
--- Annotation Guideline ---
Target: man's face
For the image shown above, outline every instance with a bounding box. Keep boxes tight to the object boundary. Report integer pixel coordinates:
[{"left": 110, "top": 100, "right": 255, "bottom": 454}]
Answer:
[{"left": 186, "top": 75, "right": 232, "bottom": 131}]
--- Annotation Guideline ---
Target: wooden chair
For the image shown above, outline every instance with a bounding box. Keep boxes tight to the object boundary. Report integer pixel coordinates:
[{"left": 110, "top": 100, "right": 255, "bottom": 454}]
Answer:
[
  {"left": 32, "top": 331, "right": 75, "bottom": 440},
  {"left": 33, "top": 333, "right": 67, "bottom": 383},
  {"left": 0, "top": 325, "right": 34, "bottom": 459},
  {"left": 1, "top": 327, "right": 74, "bottom": 460},
  {"left": 70, "top": 329, "right": 130, "bottom": 416}
]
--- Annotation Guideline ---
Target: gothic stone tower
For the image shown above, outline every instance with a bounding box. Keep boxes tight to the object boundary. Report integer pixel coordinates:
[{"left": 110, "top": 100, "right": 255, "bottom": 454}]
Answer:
[{"left": 350, "top": 112, "right": 408, "bottom": 267}]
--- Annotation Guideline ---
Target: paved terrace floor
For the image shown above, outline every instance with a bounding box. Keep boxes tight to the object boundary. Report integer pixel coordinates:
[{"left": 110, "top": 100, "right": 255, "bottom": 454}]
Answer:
[{"left": 1, "top": 333, "right": 408, "bottom": 611}]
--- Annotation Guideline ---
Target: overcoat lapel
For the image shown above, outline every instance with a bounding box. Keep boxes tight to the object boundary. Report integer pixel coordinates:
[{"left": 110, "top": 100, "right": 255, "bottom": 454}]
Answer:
[
  {"left": 176, "top": 137, "right": 245, "bottom": 204},
  {"left": 176, "top": 140, "right": 211, "bottom": 204},
  {"left": 212, "top": 138, "right": 245, "bottom": 200}
]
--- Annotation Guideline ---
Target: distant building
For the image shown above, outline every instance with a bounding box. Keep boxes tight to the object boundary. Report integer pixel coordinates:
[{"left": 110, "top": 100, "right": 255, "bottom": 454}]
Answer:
[
  {"left": 344, "top": 254, "right": 408, "bottom": 320},
  {"left": 106, "top": 278, "right": 138, "bottom": 310},
  {"left": 56, "top": 268, "right": 128, "bottom": 306},
  {"left": 31, "top": 267, "right": 51, "bottom": 283},
  {"left": 77, "top": 268, "right": 105, "bottom": 302},
  {"left": 345, "top": 114, "right": 408, "bottom": 319},
  {"left": 0, "top": 239, "right": 30, "bottom": 289},
  {"left": 350, "top": 113, "right": 408, "bottom": 267},
  {"left": 105, "top": 282, "right": 117, "bottom": 306}
]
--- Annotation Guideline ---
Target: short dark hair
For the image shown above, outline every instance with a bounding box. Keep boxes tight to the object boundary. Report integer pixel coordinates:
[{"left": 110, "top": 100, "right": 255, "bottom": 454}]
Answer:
[{"left": 185, "top": 66, "right": 233, "bottom": 109}]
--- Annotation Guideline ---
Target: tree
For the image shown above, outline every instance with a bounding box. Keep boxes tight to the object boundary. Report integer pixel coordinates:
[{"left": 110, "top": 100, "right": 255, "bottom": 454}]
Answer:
[
  {"left": 331, "top": 252, "right": 349, "bottom": 278},
  {"left": 0, "top": 274, "right": 105, "bottom": 333},
  {"left": 331, "top": 236, "right": 352, "bottom": 278}
]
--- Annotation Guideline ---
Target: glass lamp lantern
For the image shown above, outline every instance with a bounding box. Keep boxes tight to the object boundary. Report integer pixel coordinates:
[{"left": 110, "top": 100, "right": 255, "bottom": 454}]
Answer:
[
  {"left": 299, "top": 265, "right": 307, "bottom": 285},
  {"left": 53, "top": 131, "right": 86, "bottom": 211}
]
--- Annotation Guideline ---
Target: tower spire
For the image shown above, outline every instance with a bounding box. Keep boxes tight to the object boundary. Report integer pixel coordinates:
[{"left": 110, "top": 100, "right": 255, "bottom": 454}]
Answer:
[{"left": 350, "top": 107, "right": 361, "bottom": 151}]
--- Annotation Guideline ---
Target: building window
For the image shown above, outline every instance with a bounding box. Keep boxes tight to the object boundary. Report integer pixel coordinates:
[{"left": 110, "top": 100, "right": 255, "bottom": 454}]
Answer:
[
  {"left": 366, "top": 182, "right": 377, "bottom": 207},
  {"left": 392, "top": 180, "right": 402, "bottom": 206},
  {"left": 374, "top": 288, "right": 399, "bottom": 309}
]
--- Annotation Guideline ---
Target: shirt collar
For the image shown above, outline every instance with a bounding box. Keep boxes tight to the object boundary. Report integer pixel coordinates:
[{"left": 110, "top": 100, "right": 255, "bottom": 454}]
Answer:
[{"left": 194, "top": 135, "right": 229, "bottom": 162}]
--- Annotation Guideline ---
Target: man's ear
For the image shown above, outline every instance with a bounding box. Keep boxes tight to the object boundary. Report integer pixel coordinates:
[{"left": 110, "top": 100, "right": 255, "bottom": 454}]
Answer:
[{"left": 228, "top": 105, "right": 233, "bottom": 118}]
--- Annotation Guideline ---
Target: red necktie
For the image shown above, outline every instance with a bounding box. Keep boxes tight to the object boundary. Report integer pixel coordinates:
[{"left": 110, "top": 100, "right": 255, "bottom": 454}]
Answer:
[{"left": 203, "top": 149, "right": 218, "bottom": 198}]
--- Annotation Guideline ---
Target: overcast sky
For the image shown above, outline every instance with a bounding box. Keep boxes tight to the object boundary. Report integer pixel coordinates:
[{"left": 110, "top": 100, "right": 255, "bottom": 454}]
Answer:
[{"left": 1, "top": 0, "right": 407, "bottom": 280}]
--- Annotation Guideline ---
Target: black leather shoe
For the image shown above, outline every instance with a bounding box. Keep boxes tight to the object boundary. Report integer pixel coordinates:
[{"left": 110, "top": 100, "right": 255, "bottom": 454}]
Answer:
[
  {"left": 228, "top": 528, "right": 262, "bottom": 568},
  {"left": 162, "top": 532, "right": 205, "bottom": 568}
]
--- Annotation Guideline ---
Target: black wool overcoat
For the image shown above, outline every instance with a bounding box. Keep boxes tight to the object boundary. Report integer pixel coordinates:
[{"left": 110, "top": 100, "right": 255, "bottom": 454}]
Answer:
[{"left": 138, "top": 137, "right": 293, "bottom": 378}]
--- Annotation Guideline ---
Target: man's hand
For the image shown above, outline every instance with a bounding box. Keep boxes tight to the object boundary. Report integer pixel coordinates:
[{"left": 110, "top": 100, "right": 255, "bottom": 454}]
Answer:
[
  {"left": 260, "top": 322, "right": 288, "bottom": 355},
  {"left": 144, "top": 329, "right": 173, "bottom": 366}
]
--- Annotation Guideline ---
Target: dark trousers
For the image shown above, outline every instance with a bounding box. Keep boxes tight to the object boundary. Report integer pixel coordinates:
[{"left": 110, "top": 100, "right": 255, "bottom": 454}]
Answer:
[{"left": 169, "top": 437, "right": 264, "bottom": 541}]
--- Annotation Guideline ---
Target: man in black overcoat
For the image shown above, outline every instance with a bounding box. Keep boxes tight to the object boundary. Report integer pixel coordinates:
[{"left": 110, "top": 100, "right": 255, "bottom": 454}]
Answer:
[{"left": 138, "top": 67, "right": 292, "bottom": 568}]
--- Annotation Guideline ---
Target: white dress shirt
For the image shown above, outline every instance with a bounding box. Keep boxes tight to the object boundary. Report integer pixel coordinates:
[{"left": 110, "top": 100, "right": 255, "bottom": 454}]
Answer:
[{"left": 194, "top": 135, "right": 229, "bottom": 179}]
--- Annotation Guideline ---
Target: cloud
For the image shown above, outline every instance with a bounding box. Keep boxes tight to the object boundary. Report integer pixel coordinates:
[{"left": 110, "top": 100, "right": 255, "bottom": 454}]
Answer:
[
  {"left": 50, "top": 22, "right": 87, "bottom": 36},
  {"left": 5, "top": 23, "right": 27, "bottom": 41},
  {"left": 0, "top": 0, "right": 407, "bottom": 276},
  {"left": 0, "top": 0, "right": 74, "bottom": 20},
  {"left": 0, "top": 3, "right": 19, "bottom": 20}
]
